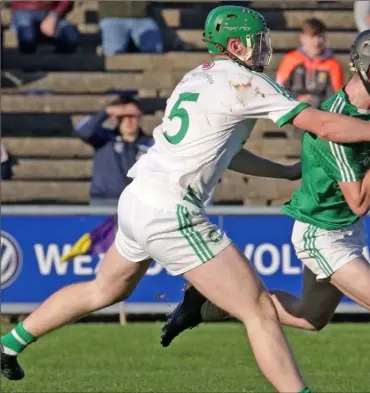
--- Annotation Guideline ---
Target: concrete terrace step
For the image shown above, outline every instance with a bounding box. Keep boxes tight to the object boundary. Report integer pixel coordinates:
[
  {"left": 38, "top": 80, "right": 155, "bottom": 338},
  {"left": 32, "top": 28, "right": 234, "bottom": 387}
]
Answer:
[
  {"left": 214, "top": 170, "right": 300, "bottom": 204},
  {"left": 1, "top": 175, "right": 298, "bottom": 205},
  {"left": 2, "top": 52, "right": 350, "bottom": 72},
  {"left": 1, "top": 94, "right": 167, "bottom": 114},
  {"left": 1, "top": 181, "right": 90, "bottom": 203},
  {"left": 3, "top": 68, "right": 353, "bottom": 95},
  {"left": 2, "top": 137, "right": 301, "bottom": 160},
  {"left": 2, "top": 111, "right": 299, "bottom": 139},
  {"left": 177, "top": 30, "right": 356, "bottom": 51},
  {"left": 1, "top": 72, "right": 184, "bottom": 93},
  {"left": 3, "top": 29, "right": 357, "bottom": 51},
  {"left": 1, "top": 6, "right": 356, "bottom": 30},
  {"left": 12, "top": 159, "right": 92, "bottom": 180},
  {"left": 0, "top": 69, "right": 277, "bottom": 93},
  {"left": 1, "top": 114, "right": 163, "bottom": 137},
  {"left": 8, "top": 150, "right": 300, "bottom": 182},
  {"left": 162, "top": 9, "right": 355, "bottom": 29},
  {"left": 3, "top": 138, "right": 93, "bottom": 158},
  {"left": 2, "top": 52, "right": 212, "bottom": 71},
  {"left": 248, "top": 1, "right": 353, "bottom": 9}
]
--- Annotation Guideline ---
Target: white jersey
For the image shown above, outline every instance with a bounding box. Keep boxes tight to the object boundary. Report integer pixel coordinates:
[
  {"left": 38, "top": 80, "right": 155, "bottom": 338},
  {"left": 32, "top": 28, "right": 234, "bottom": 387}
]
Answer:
[{"left": 128, "top": 59, "right": 309, "bottom": 206}]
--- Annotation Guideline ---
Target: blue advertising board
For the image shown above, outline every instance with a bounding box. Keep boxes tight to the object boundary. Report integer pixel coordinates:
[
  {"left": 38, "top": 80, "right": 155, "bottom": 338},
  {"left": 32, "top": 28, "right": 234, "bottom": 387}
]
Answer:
[{"left": 1, "top": 207, "right": 368, "bottom": 314}]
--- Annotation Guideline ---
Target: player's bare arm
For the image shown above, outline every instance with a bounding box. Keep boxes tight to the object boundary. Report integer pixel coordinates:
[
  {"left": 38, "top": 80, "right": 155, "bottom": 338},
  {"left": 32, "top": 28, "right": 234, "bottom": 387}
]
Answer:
[
  {"left": 292, "top": 107, "right": 370, "bottom": 143},
  {"left": 229, "top": 149, "right": 301, "bottom": 181},
  {"left": 339, "top": 170, "right": 370, "bottom": 216}
]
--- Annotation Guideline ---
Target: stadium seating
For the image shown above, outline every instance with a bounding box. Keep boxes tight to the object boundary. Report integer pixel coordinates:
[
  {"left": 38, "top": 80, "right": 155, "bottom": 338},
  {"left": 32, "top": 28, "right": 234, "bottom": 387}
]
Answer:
[{"left": 1, "top": 1, "right": 356, "bottom": 205}]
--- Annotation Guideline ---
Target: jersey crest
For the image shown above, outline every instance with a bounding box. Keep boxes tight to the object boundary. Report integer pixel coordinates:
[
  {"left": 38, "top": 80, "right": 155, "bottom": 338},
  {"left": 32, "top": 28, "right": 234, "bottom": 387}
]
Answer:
[{"left": 202, "top": 61, "right": 215, "bottom": 70}]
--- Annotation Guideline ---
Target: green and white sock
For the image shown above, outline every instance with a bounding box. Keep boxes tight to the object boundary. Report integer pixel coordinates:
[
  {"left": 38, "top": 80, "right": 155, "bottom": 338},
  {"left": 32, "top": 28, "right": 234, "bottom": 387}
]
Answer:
[
  {"left": 1, "top": 323, "right": 36, "bottom": 356},
  {"left": 299, "top": 388, "right": 312, "bottom": 393}
]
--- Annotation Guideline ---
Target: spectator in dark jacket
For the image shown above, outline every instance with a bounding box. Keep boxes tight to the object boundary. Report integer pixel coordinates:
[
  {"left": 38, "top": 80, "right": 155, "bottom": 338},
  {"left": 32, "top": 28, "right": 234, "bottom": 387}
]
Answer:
[
  {"left": 75, "top": 96, "right": 153, "bottom": 206},
  {"left": 11, "top": 1, "right": 79, "bottom": 53},
  {"left": 99, "top": 1, "right": 163, "bottom": 55}
]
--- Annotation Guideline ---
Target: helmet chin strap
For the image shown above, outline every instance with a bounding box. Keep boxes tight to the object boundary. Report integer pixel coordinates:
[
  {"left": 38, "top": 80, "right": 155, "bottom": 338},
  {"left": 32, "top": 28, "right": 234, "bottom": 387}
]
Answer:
[
  {"left": 359, "top": 68, "right": 370, "bottom": 96},
  {"left": 350, "top": 53, "right": 370, "bottom": 96},
  {"left": 202, "top": 38, "right": 265, "bottom": 73}
]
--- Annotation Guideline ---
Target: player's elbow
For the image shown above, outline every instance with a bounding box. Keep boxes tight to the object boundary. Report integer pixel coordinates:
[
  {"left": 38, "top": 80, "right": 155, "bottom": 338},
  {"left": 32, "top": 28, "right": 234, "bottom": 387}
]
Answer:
[
  {"left": 347, "top": 200, "right": 369, "bottom": 217},
  {"left": 309, "top": 115, "right": 333, "bottom": 140},
  {"left": 314, "top": 124, "right": 330, "bottom": 139},
  {"left": 351, "top": 205, "right": 368, "bottom": 217},
  {"left": 292, "top": 108, "right": 329, "bottom": 139}
]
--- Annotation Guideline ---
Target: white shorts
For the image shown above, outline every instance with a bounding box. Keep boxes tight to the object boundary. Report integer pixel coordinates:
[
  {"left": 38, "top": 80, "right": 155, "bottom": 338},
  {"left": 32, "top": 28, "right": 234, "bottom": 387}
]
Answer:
[
  {"left": 292, "top": 219, "right": 368, "bottom": 281},
  {"left": 114, "top": 182, "right": 232, "bottom": 276}
]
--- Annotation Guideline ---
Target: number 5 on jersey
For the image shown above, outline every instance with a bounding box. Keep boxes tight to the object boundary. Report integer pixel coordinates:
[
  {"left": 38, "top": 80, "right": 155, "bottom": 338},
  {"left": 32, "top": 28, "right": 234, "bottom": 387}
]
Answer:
[{"left": 164, "top": 92, "right": 200, "bottom": 144}]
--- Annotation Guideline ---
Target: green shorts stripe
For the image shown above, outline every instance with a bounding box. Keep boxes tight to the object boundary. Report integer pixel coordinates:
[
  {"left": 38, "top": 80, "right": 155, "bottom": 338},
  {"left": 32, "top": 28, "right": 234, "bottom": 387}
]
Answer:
[
  {"left": 176, "top": 205, "right": 206, "bottom": 263},
  {"left": 179, "top": 206, "right": 210, "bottom": 261},
  {"left": 183, "top": 195, "right": 202, "bottom": 208},
  {"left": 311, "top": 227, "right": 333, "bottom": 275},
  {"left": 193, "top": 229, "right": 215, "bottom": 260},
  {"left": 304, "top": 225, "right": 325, "bottom": 275},
  {"left": 180, "top": 206, "right": 214, "bottom": 260},
  {"left": 307, "top": 226, "right": 327, "bottom": 275},
  {"left": 309, "top": 226, "right": 331, "bottom": 276},
  {"left": 305, "top": 225, "right": 332, "bottom": 276}
]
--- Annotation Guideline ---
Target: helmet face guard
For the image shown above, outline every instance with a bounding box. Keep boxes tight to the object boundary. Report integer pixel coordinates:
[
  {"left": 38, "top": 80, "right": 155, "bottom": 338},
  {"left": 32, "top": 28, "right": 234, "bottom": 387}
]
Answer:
[
  {"left": 350, "top": 30, "right": 370, "bottom": 95},
  {"left": 248, "top": 30, "right": 272, "bottom": 72}
]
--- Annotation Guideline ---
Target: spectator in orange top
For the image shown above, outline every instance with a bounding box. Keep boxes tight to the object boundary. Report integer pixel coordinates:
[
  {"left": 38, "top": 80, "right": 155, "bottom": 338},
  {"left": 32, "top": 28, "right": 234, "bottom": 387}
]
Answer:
[{"left": 276, "top": 18, "right": 344, "bottom": 109}]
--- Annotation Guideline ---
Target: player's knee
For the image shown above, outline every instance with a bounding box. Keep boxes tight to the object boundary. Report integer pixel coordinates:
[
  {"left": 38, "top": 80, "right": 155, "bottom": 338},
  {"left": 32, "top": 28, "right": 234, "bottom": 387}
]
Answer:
[
  {"left": 300, "top": 308, "right": 330, "bottom": 331},
  {"left": 238, "top": 291, "right": 279, "bottom": 326},
  {"left": 304, "top": 317, "right": 329, "bottom": 331}
]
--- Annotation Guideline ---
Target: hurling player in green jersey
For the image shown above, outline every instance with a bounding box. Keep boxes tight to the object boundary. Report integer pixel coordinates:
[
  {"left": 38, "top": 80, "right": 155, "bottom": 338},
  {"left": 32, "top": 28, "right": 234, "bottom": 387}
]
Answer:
[
  {"left": 269, "top": 30, "right": 370, "bottom": 331},
  {"left": 161, "top": 30, "right": 370, "bottom": 345}
]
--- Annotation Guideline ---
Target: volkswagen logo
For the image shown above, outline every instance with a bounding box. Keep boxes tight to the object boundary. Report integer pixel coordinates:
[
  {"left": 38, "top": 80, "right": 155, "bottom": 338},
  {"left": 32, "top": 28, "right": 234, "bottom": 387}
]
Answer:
[{"left": 1, "top": 231, "right": 22, "bottom": 289}]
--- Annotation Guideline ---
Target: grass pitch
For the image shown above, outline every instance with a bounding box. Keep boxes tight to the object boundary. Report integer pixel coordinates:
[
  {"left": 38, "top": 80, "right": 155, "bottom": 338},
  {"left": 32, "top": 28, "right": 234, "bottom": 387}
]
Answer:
[{"left": 1, "top": 322, "right": 369, "bottom": 392}]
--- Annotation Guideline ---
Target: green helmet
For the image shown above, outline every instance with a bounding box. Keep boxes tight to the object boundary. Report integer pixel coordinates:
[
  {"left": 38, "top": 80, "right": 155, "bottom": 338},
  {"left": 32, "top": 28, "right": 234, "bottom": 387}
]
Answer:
[{"left": 203, "top": 5, "right": 272, "bottom": 72}]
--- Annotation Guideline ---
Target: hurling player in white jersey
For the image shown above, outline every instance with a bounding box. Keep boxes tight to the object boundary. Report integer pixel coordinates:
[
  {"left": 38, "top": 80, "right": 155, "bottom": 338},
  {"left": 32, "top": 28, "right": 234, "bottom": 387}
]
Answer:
[{"left": 4, "top": 5, "right": 370, "bottom": 393}]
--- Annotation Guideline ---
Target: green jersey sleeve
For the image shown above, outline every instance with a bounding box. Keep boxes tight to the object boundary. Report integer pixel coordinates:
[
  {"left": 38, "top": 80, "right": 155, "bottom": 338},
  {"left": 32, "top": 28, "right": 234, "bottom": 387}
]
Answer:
[{"left": 320, "top": 141, "right": 364, "bottom": 182}]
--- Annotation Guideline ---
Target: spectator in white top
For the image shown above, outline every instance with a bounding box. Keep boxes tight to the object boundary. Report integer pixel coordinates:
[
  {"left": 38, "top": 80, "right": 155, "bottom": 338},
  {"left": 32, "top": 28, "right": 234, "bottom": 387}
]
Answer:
[{"left": 354, "top": 1, "right": 370, "bottom": 33}]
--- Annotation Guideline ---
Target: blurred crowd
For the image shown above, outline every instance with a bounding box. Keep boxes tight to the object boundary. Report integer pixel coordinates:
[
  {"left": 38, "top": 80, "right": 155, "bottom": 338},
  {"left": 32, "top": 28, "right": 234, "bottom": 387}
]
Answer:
[
  {"left": 2, "top": 1, "right": 370, "bottom": 206},
  {"left": 8, "top": 1, "right": 163, "bottom": 55}
]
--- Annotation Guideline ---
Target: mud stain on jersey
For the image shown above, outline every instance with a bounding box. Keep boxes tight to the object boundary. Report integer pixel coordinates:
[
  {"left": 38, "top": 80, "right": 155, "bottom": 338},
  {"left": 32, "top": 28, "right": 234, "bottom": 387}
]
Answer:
[
  {"left": 230, "top": 80, "right": 252, "bottom": 90},
  {"left": 254, "top": 86, "right": 265, "bottom": 98},
  {"left": 229, "top": 77, "right": 266, "bottom": 99},
  {"left": 229, "top": 77, "right": 257, "bottom": 107}
]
